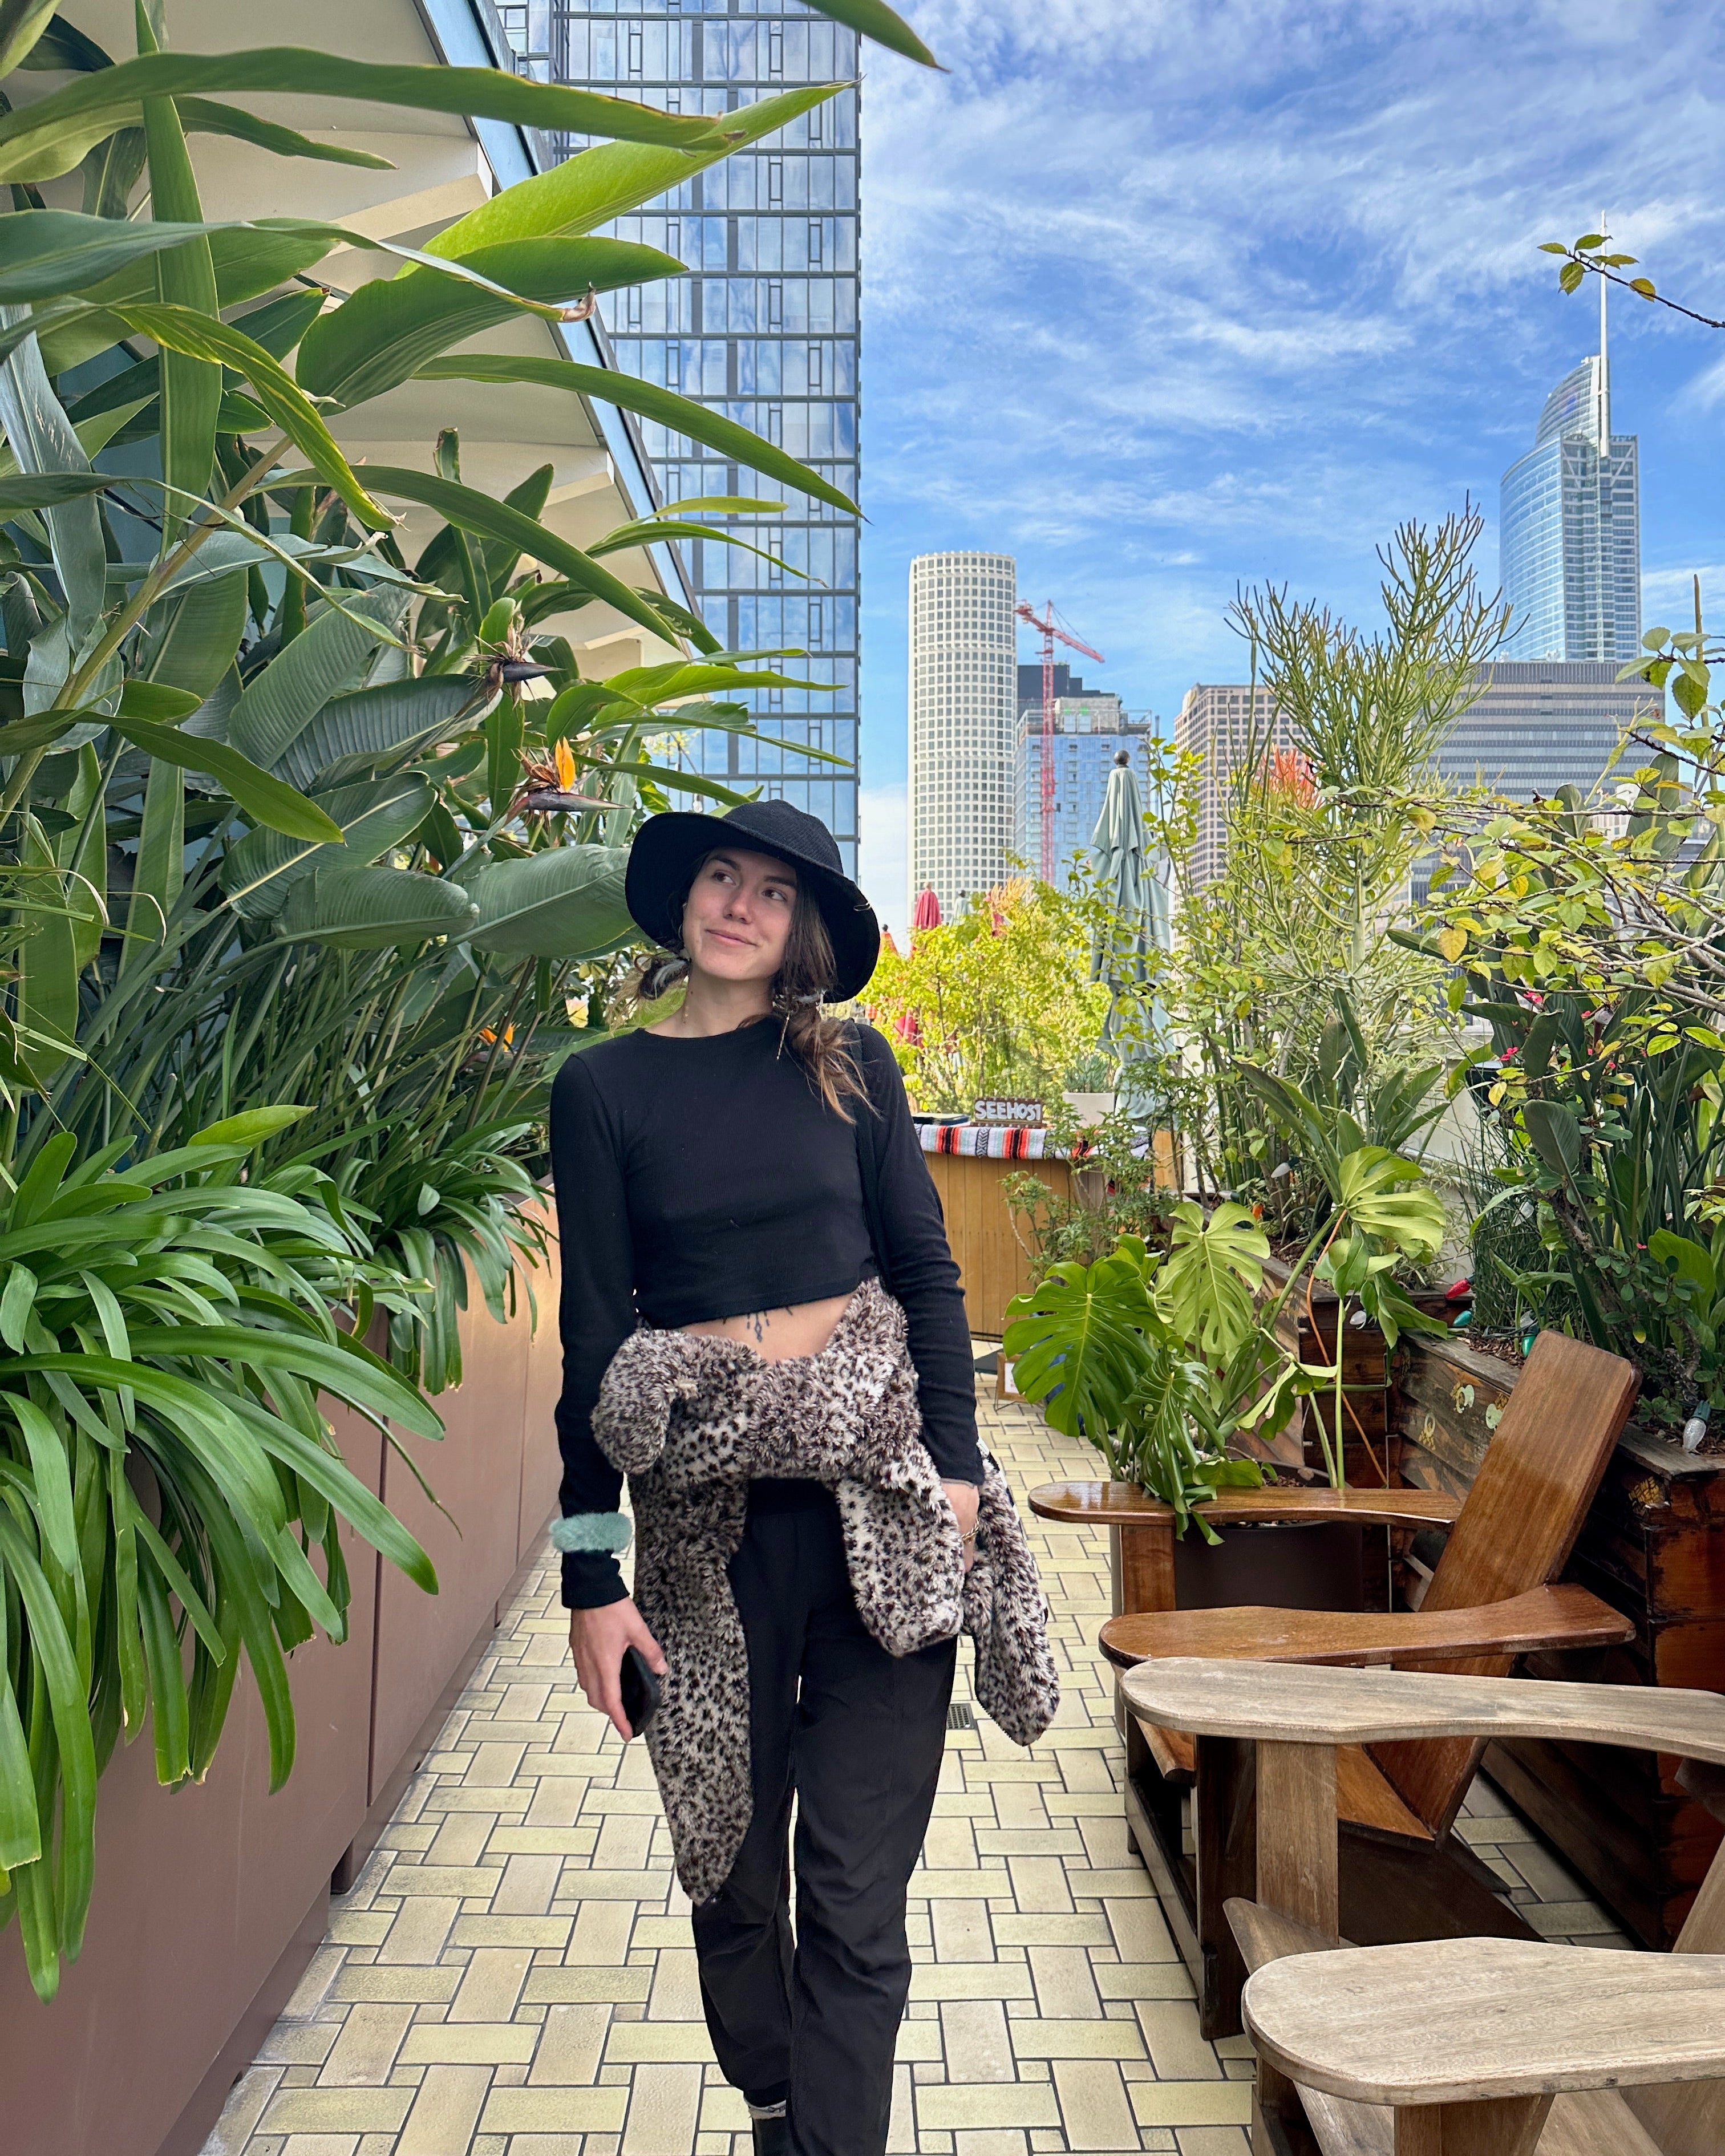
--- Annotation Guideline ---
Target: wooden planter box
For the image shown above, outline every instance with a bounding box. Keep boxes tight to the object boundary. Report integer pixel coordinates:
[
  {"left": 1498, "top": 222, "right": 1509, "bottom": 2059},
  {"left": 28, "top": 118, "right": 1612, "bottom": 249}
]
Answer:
[
  {"left": 923, "top": 1148, "right": 1096, "bottom": 1338},
  {"left": 0, "top": 1221, "right": 563, "bottom": 2156},
  {"left": 1395, "top": 1330, "right": 1725, "bottom": 1950}
]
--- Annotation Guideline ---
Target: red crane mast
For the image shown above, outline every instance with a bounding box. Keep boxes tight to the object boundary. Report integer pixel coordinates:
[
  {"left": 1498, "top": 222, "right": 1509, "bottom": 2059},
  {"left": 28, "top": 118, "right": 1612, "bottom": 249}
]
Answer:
[{"left": 1014, "top": 601, "right": 1106, "bottom": 882}]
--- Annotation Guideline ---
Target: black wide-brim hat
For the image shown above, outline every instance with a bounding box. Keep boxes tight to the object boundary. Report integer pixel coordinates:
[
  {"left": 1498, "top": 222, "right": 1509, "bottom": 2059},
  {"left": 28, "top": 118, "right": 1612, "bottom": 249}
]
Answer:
[{"left": 625, "top": 799, "right": 881, "bottom": 1003}]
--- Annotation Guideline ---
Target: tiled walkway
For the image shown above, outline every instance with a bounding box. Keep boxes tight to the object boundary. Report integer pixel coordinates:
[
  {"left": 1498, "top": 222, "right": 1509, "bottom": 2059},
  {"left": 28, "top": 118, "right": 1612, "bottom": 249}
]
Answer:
[{"left": 204, "top": 1383, "right": 1625, "bottom": 2156}]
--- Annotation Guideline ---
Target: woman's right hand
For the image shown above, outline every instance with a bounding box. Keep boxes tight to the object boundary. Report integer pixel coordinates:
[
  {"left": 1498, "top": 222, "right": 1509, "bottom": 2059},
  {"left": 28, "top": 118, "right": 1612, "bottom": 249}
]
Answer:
[{"left": 569, "top": 1598, "right": 667, "bottom": 1741}]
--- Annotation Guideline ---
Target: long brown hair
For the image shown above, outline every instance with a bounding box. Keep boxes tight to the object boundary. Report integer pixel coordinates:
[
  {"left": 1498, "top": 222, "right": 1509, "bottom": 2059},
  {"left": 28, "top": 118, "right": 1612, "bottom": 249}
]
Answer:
[{"left": 627, "top": 850, "right": 871, "bottom": 1121}]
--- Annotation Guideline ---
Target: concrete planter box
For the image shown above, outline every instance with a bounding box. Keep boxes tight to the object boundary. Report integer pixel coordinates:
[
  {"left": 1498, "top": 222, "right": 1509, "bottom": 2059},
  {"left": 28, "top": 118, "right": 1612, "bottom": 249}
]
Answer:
[{"left": 0, "top": 1220, "right": 562, "bottom": 2156}]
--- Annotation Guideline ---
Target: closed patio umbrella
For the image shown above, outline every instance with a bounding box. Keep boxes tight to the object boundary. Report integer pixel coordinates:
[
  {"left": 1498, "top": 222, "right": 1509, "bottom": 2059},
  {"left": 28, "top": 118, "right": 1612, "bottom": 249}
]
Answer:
[{"left": 1088, "top": 751, "right": 1171, "bottom": 1108}]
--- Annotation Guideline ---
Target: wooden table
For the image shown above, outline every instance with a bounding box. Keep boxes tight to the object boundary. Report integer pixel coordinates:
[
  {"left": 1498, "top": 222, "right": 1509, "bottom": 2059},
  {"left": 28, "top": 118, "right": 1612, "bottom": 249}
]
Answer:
[{"left": 1119, "top": 1660, "right": 1725, "bottom": 2155}]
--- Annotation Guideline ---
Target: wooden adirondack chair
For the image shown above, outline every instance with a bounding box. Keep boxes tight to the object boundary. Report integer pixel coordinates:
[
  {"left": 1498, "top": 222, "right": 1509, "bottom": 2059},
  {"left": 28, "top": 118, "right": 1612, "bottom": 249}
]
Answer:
[
  {"left": 1043, "top": 1330, "right": 1641, "bottom": 2036},
  {"left": 1115, "top": 1657, "right": 1725, "bottom": 2156}
]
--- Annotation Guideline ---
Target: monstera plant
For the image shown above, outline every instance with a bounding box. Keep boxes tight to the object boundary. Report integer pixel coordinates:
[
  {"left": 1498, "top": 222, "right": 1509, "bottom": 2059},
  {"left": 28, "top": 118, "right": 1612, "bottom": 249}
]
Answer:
[
  {"left": 1006, "top": 1145, "right": 1450, "bottom": 1515},
  {"left": 0, "top": 0, "right": 936, "bottom": 2000}
]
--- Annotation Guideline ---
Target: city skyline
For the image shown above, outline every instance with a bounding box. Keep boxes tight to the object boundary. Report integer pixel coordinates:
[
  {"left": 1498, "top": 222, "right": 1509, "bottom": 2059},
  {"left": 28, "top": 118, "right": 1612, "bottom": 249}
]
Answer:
[{"left": 851, "top": 2, "right": 1722, "bottom": 926}]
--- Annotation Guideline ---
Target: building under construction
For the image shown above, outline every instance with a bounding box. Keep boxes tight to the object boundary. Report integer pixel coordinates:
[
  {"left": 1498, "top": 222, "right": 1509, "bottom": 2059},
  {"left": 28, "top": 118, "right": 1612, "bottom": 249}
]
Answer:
[{"left": 1011, "top": 667, "right": 1155, "bottom": 893}]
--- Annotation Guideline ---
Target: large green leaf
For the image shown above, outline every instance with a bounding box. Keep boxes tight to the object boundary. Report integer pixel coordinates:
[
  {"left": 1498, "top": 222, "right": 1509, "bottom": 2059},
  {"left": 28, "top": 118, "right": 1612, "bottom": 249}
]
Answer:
[
  {"left": 362, "top": 467, "right": 679, "bottom": 651},
  {"left": 1332, "top": 1146, "right": 1447, "bottom": 1260},
  {"left": 15, "top": 812, "right": 79, "bottom": 1088},
  {"left": 1002, "top": 1249, "right": 1161, "bottom": 1446},
  {"left": 139, "top": 37, "right": 221, "bottom": 537},
  {"left": 143, "top": 570, "right": 247, "bottom": 701},
  {"left": 109, "top": 301, "right": 388, "bottom": 529},
  {"left": 0, "top": 49, "right": 727, "bottom": 184},
  {"left": 119, "top": 752, "right": 183, "bottom": 975},
  {"left": 281, "top": 862, "right": 481, "bottom": 950},
  {"left": 461, "top": 845, "right": 634, "bottom": 958},
  {"left": 221, "top": 773, "right": 434, "bottom": 921},
  {"left": 801, "top": 0, "right": 937, "bottom": 66},
  {"left": 40, "top": 234, "right": 334, "bottom": 375},
  {"left": 1154, "top": 1201, "right": 1269, "bottom": 1365},
  {"left": 421, "top": 86, "right": 835, "bottom": 261},
  {"left": 0, "top": 0, "right": 58, "bottom": 76},
  {"left": 0, "top": 208, "right": 259, "bottom": 305},
  {"left": 229, "top": 586, "right": 406, "bottom": 772},
  {"left": 274, "top": 675, "right": 488, "bottom": 794},
  {"left": 294, "top": 236, "right": 683, "bottom": 410},
  {"left": 416, "top": 353, "right": 859, "bottom": 517},
  {"left": 177, "top": 97, "right": 394, "bottom": 171},
  {"left": 107, "top": 714, "right": 345, "bottom": 845},
  {"left": 0, "top": 471, "right": 110, "bottom": 512},
  {"left": 59, "top": 739, "right": 106, "bottom": 972},
  {"left": 0, "top": 307, "right": 106, "bottom": 641}
]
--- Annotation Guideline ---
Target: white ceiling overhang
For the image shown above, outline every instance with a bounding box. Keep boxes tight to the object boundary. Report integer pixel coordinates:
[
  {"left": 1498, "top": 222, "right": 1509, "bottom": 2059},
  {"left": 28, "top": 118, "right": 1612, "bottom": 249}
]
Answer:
[{"left": 35, "top": 0, "right": 690, "bottom": 674}]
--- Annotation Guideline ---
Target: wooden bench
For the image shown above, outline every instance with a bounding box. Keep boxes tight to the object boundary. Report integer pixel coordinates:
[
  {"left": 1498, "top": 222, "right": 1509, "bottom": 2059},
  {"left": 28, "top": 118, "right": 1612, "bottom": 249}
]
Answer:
[
  {"left": 1122, "top": 1658, "right": 1725, "bottom": 2156},
  {"left": 1053, "top": 1331, "right": 1641, "bottom": 2036}
]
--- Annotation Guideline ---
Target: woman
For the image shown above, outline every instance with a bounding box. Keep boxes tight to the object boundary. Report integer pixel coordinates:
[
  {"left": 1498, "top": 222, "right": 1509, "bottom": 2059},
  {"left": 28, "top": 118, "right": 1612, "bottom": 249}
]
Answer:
[{"left": 550, "top": 800, "right": 1051, "bottom": 2156}]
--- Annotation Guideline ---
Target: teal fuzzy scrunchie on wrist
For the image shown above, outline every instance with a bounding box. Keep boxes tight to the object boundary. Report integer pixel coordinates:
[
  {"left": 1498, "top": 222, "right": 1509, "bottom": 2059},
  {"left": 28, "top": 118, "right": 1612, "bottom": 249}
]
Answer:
[{"left": 550, "top": 1511, "right": 633, "bottom": 1556}]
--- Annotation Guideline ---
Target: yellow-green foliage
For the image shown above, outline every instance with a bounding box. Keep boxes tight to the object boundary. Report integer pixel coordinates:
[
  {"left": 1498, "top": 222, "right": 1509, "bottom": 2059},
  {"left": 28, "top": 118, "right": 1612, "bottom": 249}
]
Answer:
[{"left": 863, "top": 878, "right": 1111, "bottom": 1114}]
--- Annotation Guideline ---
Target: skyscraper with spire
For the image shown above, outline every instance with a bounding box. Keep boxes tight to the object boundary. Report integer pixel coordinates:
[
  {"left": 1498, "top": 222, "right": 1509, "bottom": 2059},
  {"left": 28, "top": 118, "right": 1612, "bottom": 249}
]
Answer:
[{"left": 1500, "top": 265, "right": 1643, "bottom": 660}]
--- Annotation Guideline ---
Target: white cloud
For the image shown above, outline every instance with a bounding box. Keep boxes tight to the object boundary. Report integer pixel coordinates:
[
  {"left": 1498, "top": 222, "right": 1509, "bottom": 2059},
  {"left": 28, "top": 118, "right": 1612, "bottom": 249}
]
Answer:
[
  {"left": 857, "top": 0, "right": 1725, "bottom": 757},
  {"left": 859, "top": 780, "right": 910, "bottom": 938},
  {"left": 1641, "top": 565, "right": 1725, "bottom": 624}
]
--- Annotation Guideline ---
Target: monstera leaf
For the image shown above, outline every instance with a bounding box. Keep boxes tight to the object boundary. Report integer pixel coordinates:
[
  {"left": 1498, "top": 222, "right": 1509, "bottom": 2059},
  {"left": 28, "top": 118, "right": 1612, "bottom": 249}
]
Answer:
[
  {"left": 1003, "top": 1244, "right": 1162, "bottom": 1446},
  {"left": 1153, "top": 1201, "right": 1269, "bottom": 1365},
  {"left": 1332, "top": 1146, "right": 1447, "bottom": 1261}
]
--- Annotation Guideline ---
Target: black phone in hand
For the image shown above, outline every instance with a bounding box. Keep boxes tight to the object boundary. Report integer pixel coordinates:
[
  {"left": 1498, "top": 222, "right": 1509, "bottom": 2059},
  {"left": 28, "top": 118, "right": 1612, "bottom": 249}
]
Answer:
[{"left": 619, "top": 1644, "right": 661, "bottom": 1738}]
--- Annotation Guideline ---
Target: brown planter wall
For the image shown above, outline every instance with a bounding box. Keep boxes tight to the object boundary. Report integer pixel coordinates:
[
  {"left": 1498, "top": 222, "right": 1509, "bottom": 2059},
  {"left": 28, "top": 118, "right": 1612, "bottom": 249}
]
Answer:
[
  {"left": 1395, "top": 1330, "right": 1725, "bottom": 1950},
  {"left": 0, "top": 1214, "right": 564, "bottom": 2156}
]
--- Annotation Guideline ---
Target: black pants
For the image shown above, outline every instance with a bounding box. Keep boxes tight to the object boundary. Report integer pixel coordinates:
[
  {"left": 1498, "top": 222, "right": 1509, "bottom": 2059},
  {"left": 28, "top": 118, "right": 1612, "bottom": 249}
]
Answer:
[{"left": 691, "top": 1479, "right": 957, "bottom": 2156}]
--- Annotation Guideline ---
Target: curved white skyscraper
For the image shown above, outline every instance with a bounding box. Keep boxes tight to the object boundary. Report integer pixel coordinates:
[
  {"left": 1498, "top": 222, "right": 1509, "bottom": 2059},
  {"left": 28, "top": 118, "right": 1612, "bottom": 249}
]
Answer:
[
  {"left": 909, "top": 552, "right": 1017, "bottom": 918},
  {"left": 1500, "top": 279, "right": 1642, "bottom": 661}
]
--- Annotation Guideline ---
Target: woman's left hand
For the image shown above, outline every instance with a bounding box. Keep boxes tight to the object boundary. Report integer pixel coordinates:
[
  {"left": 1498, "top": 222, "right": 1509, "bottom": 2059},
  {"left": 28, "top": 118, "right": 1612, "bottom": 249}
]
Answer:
[{"left": 943, "top": 1480, "right": 980, "bottom": 1572}]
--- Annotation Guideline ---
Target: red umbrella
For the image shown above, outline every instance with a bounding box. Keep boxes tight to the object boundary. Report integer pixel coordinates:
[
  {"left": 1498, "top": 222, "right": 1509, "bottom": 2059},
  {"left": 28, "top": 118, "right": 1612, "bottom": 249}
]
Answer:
[{"left": 912, "top": 886, "right": 942, "bottom": 930}]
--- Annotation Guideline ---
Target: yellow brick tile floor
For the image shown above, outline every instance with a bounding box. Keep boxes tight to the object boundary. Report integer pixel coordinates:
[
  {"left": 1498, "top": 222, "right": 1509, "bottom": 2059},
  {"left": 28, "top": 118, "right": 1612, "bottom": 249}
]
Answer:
[{"left": 203, "top": 1379, "right": 1626, "bottom": 2156}]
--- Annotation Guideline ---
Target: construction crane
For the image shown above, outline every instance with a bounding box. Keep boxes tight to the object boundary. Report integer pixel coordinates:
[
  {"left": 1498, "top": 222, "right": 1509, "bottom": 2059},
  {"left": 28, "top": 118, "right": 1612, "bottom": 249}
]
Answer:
[{"left": 1015, "top": 601, "right": 1107, "bottom": 881}]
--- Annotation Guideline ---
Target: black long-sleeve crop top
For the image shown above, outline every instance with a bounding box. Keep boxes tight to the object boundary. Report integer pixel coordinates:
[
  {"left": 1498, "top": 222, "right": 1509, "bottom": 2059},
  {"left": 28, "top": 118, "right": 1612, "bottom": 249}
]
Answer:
[{"left": 548, "top": 1015, "right": 985, "bottom": 1607}]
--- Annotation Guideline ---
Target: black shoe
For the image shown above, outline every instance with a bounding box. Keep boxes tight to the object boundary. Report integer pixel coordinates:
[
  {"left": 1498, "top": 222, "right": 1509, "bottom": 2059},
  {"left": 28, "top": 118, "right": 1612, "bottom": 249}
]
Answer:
[{"left": 751, "top": 2112, "right": 789, "bottom": 2156}]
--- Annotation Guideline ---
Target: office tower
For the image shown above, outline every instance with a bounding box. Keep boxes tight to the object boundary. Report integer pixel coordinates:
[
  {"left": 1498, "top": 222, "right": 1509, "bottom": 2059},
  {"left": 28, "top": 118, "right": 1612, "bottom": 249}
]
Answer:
[
  {"left": 909, "top": 552, "right": 1017, "bottom": 917},
  {"left": 1011, "top": 676, "right": 1156, "bottom": 890},
  {"left": 1175, "top": 683, "right": 1289, "bottom": 889},
  {"left": 1500, "top": 276, "right": 1642, "bottom": 663},
  {"left": 503, "top": 1, "right": 862, "bottom": 872},
  {"left": 1436, "top": 662, "right": 1652, "bottom": 799},
  {"left": 1406, "top": 659, "right": 1656, "bottom": 901}
]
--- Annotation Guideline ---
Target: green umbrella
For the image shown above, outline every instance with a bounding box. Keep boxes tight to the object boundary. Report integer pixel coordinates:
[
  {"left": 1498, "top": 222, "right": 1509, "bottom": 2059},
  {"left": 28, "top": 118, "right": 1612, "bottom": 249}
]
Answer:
[
  {"left": 1090, "top": 749, "right": 1150, "bottom": 1004},
  {"left": 1089, "top": 751, "right": 1171, "bottom": 1110}
]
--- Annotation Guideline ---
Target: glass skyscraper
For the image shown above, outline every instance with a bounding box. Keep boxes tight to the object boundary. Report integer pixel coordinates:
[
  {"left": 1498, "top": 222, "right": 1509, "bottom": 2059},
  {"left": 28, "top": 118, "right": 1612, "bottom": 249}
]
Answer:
[
  {"left": 496, "top": 0, "right": 861, "bottom": 872},
  {"left": 1500, "top": 337, "right": 1642, "bottom": 663}
]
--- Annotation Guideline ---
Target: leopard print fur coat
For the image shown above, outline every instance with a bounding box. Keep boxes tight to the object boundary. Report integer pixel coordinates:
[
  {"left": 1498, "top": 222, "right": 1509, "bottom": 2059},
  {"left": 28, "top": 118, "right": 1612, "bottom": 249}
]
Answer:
[{"left": 591, "top": 1277, "right": 1060, "bottom": 1903}]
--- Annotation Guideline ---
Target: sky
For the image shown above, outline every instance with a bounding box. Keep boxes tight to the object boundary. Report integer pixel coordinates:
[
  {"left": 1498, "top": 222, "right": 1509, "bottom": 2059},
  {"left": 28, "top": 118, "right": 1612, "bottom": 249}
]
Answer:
[{"left": 849, "top": 0, "right": 1725, "bottom": 929}]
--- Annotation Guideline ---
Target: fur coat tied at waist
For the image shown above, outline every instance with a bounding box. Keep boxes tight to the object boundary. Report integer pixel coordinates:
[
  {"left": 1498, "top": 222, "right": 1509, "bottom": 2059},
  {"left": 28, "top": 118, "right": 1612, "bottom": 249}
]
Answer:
[{"left": 591, "top": 1275, "right": 1060, "bottom": 1902}]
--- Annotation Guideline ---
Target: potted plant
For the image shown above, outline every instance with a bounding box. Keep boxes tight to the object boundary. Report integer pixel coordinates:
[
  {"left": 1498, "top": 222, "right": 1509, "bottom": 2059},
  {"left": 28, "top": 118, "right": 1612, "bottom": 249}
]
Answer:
[{"left": 1007, "top": 1145, "right": 1447, "bottom": 1608}]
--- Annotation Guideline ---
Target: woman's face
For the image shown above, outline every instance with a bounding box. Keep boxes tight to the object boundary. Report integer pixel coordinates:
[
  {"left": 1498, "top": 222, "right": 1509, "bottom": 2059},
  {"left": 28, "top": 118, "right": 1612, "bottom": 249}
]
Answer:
[{"left": 680, "top": 847, "right": 800, "bottom": 985}]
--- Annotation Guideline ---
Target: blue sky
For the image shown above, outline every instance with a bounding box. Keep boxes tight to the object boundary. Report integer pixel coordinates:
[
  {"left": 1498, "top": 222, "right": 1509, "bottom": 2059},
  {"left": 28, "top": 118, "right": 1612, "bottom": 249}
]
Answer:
[{"left": 849, "top": 0, "right": 1725, "bottom": 927}]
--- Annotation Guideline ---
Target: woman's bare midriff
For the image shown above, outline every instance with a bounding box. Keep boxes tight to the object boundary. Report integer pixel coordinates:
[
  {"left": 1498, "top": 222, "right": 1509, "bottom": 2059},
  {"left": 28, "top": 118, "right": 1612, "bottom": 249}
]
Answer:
[{"left": 681, "top": 1290, "right": 854, "bottom": 1363}]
